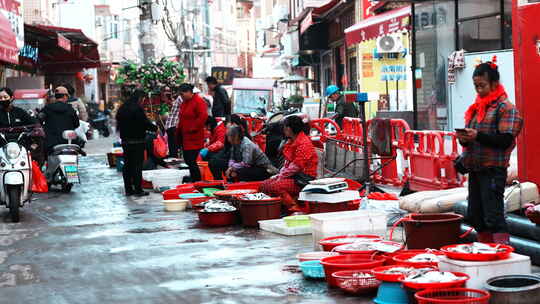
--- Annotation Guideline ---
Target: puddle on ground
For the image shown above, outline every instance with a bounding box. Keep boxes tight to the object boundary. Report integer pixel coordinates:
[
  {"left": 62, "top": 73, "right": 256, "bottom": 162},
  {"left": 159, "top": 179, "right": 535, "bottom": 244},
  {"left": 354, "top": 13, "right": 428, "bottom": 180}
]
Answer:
[
  {"left": 272, "top": 278, "right": 329, "bottom": 296},
  {"left": 126, "top": 226, "right": 181, "bottom": 234}
]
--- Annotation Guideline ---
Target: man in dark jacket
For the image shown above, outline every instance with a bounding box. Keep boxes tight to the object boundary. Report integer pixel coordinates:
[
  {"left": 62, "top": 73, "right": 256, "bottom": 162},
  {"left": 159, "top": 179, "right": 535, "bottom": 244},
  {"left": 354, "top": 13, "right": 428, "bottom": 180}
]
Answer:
[
  {"left": 116, "top": 89, "right": 157, "bottom": 196},
  {"left": 205, "top": 76, "right": 230, "bottom": 117},
  {"left": 41, "top": 86, "right": 80, "bottom": 153},
  {"left": 325, "top": 85, "right": 358, "bottom": 128}
]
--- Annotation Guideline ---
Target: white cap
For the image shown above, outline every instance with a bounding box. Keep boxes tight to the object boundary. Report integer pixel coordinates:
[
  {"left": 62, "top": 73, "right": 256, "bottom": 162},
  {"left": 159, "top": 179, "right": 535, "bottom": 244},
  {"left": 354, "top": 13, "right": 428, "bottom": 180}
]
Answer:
[{"left": 193, "top": 87, "right": 201, "bottom": 94}]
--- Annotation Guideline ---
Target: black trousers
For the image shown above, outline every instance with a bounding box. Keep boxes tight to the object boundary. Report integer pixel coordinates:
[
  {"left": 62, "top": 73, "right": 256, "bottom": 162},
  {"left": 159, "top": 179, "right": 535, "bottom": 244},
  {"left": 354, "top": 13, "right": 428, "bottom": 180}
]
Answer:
[
  {"left": 166, "top": 127, "right": 179, "bottom": 158},
  {"left": 122, "top": 143, "right": 145, "bottom": 194},
  {"left": 183, "top": 149, "right": 201, "bottom": 182},
  {"left": 209, "top": 149, "right": 230, "bottom": 180},
  {"left": 467, "top": 167, "right": 508, "bottom": 233},
  {"left": 236, "top": 166, "right": 271, "bottom": 182}
]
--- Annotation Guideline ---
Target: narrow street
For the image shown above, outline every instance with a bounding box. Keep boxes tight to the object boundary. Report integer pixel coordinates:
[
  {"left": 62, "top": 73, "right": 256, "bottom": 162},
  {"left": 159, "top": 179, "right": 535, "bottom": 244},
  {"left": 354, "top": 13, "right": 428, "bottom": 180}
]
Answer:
[{"left": 0, "top": 137, "right": 373, "bottom": 304}]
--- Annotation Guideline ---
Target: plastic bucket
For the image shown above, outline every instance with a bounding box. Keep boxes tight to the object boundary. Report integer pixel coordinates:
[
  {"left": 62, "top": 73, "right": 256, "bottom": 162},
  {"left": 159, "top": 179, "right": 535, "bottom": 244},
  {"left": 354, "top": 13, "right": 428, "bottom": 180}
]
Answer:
[
  {"left": 402, "top": 213, "right": 463, "bottom": 249},
  {"left": 239, "top": 198, "right": 281, "bottom": 227},
  {"left": 197, "top": 211, "right": 237, "bottom": 227}
]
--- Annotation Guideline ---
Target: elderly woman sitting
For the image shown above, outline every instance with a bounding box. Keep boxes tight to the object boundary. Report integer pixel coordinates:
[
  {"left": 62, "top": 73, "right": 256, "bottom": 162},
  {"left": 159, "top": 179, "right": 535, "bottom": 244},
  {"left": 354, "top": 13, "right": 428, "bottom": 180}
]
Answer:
[
  {"left": 225, "top": 125, "right": 278, "bottom": 182},
  {"left": 260, "top": 115, "right": 318, "bottom": 211}
]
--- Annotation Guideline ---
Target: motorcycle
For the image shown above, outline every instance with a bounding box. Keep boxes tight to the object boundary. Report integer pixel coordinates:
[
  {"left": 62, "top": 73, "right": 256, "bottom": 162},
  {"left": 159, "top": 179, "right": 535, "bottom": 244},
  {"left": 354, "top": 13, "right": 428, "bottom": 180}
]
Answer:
[
  {"left": 0, "top": 128, "right": 33, "bottom": 222},
  {"left": 45, "top": 130, "right": 86, "bottom": 193},
  {"left": 87, "top": 105, "right": 110, "bottom": 138}
]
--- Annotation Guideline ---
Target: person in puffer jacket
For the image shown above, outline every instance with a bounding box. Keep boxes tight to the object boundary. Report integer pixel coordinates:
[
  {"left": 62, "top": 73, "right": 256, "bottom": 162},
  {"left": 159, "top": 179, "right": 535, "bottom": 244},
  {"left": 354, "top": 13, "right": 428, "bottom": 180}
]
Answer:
[{"left": 200, "top": 116, "right": 226, "bottom": 161}]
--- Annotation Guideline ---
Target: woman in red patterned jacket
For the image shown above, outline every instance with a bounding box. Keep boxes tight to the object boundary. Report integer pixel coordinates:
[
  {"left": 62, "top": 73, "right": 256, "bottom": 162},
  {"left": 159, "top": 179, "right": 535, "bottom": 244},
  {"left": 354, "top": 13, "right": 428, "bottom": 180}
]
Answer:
[
  {"left": 200, "top": 116, "right": 226, "bottom": 161},
  {"left": 261, "top": 115, "right": 318, "bottom": 211}
]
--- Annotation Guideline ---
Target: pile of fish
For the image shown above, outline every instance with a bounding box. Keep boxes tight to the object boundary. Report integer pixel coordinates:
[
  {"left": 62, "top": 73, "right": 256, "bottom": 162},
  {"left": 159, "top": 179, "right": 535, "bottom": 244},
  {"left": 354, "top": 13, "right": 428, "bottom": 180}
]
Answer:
[
  {"left": 200, "top": 199, "right": 237, "bottom": 212},
  {"left": 446, "top": 242, "right": 506, "bottom": 254},
  {"left": 321, "top": 237, "right": 379, "bottom": 244},
  {"left": 407, "top": 253, "right": 440, "bottom": 263},
  {"left": 380, "top": 267, "right": 430, "bottom": 275},
  {"left": 335, "top": 242, "right": 375, "bottom": 252},
  {"left": 241, "top": 193, "right": 272, "bottom": 200},
  {"left": 403, "top": 270, "right": 460, "bottom": 283}
]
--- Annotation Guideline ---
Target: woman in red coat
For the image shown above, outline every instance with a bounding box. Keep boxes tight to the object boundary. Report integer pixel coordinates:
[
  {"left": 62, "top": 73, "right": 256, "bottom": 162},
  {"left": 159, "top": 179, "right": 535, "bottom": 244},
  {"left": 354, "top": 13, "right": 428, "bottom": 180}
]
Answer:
[
  {"left": 176, "top": 83, "right": 208, "bottom": 182},
  {"left": 260, "top": 115, "right": 318, "bottom": 211}
]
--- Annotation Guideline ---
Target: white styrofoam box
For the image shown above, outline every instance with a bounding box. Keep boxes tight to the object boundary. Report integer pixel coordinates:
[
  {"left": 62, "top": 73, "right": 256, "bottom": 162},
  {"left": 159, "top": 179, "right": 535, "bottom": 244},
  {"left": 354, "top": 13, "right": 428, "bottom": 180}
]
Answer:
[
  {"left": 299, "top": 190, "right": 360, "bottom": 203},
  {"left": 258, "top": 219, "right": 312, "bottom": 236},
  {"left": 439, "top": 253, "right": 531, "bottom": 290},
  {"left": 309, "top": 210, "right": 387, "bottom": 250}
]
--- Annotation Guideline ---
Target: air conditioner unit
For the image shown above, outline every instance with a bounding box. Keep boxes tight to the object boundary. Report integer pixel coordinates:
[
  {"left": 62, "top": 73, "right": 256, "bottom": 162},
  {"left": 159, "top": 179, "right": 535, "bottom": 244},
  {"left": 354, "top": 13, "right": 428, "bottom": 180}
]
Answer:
[{"left": 376, "top": 34, "right": 404, "bottom": 53}]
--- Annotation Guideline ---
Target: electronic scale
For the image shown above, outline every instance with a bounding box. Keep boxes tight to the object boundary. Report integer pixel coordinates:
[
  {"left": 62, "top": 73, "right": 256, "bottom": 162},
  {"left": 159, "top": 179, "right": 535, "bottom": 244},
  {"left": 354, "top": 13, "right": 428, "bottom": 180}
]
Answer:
[{"left": 301, "top": 178, "right": 349, "bottom": 194}]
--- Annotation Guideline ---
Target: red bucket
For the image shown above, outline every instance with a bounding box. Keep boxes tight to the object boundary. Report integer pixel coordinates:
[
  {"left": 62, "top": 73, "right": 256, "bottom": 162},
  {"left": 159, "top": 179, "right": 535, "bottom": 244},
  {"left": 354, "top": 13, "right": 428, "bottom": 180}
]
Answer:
[
  {"left": 320, "top": 254, "right": 386, "bottom": 287},
  {"left": 162, "top": 189, "right": 181, "bottom": 200},
  {"left": 197, "top": 211, "right": 237, "bottom": 227}
]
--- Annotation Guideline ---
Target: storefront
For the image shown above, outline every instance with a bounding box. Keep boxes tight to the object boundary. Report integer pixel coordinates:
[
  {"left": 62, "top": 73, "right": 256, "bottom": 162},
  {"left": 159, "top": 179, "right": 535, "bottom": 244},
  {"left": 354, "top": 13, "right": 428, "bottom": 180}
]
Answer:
[
  {"left": 23, "top": 24, "right": 100, "bottom": 95},
  {"left": 0, "top": 0, "right": 24, "bottom": 86},
  {"left": 345, "top": 6, "right": 413, "bottom": 121},
  {"left": 413, "top": 0, "right": 513, "bottom": 130}
]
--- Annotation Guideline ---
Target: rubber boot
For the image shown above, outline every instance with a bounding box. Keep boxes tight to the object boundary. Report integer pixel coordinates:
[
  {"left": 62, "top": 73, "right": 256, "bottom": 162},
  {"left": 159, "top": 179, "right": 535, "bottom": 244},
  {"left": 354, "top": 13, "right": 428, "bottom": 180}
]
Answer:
[
  {"left": 492, "top": 233, "right": 510, "bottom": 245},
  {"left": 476, "top": 232, "right": 493, "bottom": 243}
]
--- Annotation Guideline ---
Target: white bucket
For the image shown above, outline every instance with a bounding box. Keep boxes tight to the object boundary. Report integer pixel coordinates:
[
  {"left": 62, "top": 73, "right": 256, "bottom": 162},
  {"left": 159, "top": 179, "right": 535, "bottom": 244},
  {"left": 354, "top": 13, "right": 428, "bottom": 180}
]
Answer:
[{"left": 163, "top": 199, "right": 188, "bottom": 212}]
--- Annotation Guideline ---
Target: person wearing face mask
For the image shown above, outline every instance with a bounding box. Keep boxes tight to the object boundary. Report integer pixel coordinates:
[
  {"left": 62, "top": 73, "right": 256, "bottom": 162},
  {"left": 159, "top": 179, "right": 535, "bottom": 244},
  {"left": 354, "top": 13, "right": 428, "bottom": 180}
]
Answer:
[
  {"left": 40, "top": 86, "right": 80, "bottom": 154},
  {"left": 0, "top": 87, "right": 46, "bottom": 165},
  {"left": 0, "top": 87, "right": 37, "bottom": 129},
  {"left": 176, "top": 83, "right": 208, "bottom": 182}
]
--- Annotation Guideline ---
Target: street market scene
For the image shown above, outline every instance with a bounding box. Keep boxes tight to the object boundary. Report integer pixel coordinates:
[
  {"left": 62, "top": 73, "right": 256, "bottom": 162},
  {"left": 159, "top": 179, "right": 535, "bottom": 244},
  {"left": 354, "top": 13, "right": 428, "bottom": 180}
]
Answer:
[{"left": 2, "top": 0, "right": 540, "bottom": 303}]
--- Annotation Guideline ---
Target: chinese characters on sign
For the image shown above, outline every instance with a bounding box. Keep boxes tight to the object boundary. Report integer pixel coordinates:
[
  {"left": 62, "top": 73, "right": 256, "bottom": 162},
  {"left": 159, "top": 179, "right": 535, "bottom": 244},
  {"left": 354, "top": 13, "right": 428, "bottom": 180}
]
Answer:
[
  {"left": 0, "top": 0, "right": 23, "bottom": 64},
  {"left": 211, "top": 67, "right": 234, "bottom": 85}
]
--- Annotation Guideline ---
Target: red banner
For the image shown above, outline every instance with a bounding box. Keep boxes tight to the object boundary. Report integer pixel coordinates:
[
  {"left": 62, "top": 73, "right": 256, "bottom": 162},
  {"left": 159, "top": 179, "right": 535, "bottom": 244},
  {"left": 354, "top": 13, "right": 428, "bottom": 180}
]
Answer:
[
  {"left": 58, "top": 34, "right": 71, "bottom": 52},
  {"left": 0, "top": 0, "right": 22, "bottom": 64},
  {"left": 345, "top": 6, "right": 411, "bottom": 46}
]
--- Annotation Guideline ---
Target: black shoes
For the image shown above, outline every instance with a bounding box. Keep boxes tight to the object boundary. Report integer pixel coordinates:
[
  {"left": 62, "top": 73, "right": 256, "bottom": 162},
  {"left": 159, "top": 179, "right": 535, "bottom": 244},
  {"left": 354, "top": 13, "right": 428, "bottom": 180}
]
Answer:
[{"left": 132, "top": 191, "right": 149, "bottom": 197}]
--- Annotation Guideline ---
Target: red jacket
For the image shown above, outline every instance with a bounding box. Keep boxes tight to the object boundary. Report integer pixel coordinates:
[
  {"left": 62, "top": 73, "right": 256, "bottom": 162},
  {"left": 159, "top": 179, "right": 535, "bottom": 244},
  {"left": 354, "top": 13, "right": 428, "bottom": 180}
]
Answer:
[
  {"left": 282, "top": 132, "right": 318, "bottom": 177},
  {"left": 206, "top": 121, "right": 226, "bottom": 152},
  {"left": 176, "top": 93, "right": 208, "bottom": 150}
]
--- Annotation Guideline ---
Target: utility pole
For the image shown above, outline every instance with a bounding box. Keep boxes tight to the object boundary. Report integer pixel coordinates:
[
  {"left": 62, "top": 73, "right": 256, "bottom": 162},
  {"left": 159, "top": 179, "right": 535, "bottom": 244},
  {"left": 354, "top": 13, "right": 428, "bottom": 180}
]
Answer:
[
  {"left": 202, "top": 0, "right": 210, "bottom": 79},
  {"left": 139, "top": 0, "right": 155, "bottom": 63}
]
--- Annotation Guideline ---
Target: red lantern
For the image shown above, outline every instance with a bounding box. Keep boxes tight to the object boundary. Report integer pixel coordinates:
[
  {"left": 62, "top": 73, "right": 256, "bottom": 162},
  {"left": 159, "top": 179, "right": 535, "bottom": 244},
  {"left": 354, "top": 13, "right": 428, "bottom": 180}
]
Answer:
[{"left": 76, "top": 72, "right": 84, "bottom": 80}]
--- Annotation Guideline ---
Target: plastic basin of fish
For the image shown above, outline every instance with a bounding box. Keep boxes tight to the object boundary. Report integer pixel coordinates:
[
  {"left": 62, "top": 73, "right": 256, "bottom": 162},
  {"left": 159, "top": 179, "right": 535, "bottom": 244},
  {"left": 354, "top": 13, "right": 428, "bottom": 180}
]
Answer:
[
  {"left": 197, "top": 210, "right": 237, "bottom": 227},
  {"left": 392, "top": 252, "right": 444, "bottom": 268},
  {"left": 296, "top": 251, "right": 340, "bottom": 263},
  {"left": 440, "top": 243, "right": 514, "bottom": 261},
  {"left": 284, "top": 215, "right": 311, "bottom": 227},
  {"left": 332, "top": 270, "right": 381, "bottom": 295},
  {"left": 318, "top": 235, "right": 382, "bottom": 252}
]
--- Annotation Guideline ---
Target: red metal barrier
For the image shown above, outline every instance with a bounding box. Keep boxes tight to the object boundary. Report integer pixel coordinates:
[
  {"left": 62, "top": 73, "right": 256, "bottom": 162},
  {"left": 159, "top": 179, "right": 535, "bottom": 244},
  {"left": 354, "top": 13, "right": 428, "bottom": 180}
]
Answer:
[
  {"left": 310, "top": 118, "right": 341, "bottom": 149},
  {"left": 403, "top": 130, "right": 464, "bottom": 191},
  {"left": 372, "top": 119, "right": 410, "bottom": 186}
]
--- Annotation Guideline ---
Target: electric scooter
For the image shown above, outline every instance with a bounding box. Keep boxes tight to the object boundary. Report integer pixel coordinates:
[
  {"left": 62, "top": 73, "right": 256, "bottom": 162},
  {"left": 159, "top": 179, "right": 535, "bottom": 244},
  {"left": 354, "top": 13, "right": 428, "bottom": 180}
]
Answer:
[{"left": 45, "top": 130, "right": 86, "bottom": 193}]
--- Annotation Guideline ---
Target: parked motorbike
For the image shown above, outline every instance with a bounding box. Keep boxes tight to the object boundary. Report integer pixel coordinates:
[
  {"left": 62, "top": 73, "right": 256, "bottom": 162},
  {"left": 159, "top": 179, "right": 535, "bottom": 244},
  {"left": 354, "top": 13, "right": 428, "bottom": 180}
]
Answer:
[
  {"left": 0, "top": 128, "right": 34, "bottom": 222},
  {"left": 87, "top": 105, "right": 110, "bottom": 137},
  {"left": 45, "top": 130, "right": 86, "bottom": 193}
]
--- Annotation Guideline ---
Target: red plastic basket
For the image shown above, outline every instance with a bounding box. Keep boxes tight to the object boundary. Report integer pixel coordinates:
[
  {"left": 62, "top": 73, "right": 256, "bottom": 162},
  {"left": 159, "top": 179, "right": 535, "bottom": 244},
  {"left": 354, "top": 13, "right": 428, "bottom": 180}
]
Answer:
[
  {"left": 399, "top": 271, "right": 470, "bottom": 290},
  {"left": 319, "top": 235, "right": 382, "bottom": 252},
  {"left": 385, "top": 250, "right": 430, "bottom": 265},
  {"left": 320, "top": 254, "right": 386, "bottom": 287},
  {"left": 392, "top": 252, "right": 444, "bottom": 268},
  {"left": 332, "top": 270, "right": 381, "bottom": 295},
  {"left": 197, "top": 210, "right": 237, "bottom": 227},
  {"left": 224, "top": 181, "right": 262, "bottom": 191},
  {"left": 440, "top": 243, "right": 514, "bottom": 261},
  {"left": 415, "top": 288, "right": 490, "bottom": 304},
  {"left": 176, "top": 184, "right": 197, "bottom": 192},
  {"left": 371, "top": 265, "right": 437, "bottom": 283},
  {"left": 214, "top": 189, "right": 257, "bottom": 201}
]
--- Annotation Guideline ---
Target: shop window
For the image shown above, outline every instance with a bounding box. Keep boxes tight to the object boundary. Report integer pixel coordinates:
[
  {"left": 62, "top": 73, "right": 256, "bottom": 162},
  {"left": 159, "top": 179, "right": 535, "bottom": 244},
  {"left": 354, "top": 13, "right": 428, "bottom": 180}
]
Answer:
[
  {"left": 458, "top": 15, "right": 502, "bottom": 52},
  {"left": 348, "top": 56, "right": 358, "bottom": 91},
  {"left": 457, "top": 0, "right": 512, "bottom": 51}
]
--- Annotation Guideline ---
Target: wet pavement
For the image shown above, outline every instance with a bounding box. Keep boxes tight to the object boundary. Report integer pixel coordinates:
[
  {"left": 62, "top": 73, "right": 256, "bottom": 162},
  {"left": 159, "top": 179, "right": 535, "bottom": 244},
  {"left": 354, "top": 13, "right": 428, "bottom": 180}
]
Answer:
[{"left": 0, "top": 138, "right": 375, "bottom": 304}]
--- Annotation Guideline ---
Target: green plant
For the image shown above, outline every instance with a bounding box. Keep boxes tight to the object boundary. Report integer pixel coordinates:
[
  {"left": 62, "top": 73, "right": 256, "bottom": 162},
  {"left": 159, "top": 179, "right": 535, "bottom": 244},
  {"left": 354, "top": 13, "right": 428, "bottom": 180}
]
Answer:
[
  {"left": 286, "top": 94, "right": 304, "bottom": 108},
  {"left": 115, "top": 58, "right": 186, "bottom": 94}
]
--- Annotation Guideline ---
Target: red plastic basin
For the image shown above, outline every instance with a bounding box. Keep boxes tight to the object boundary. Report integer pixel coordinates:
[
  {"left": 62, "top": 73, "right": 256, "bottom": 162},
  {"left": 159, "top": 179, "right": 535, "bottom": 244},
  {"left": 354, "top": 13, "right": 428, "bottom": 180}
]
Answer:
[
  {"left": 197, "top": 210, "right": 237, "bottom": 227},
  {"left": 320, "top": 254, "right": 386, "bottom": 287},
  {"left": 319, "top": 235, "right": 382, "bottom": 252}
]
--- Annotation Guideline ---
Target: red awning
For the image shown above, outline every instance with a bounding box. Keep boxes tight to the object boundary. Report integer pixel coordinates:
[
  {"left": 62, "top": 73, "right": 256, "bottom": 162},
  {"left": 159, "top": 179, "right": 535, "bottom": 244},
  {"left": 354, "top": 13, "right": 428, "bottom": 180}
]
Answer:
[
  {"left": 24, "top": 24, "right": 100, "bottom": 72},
  {"left": 345, "top": 6, "right": 411, "bottom": 46},
  {"left": 294, "top": 0, "right": 339, "bottom": 33}
]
